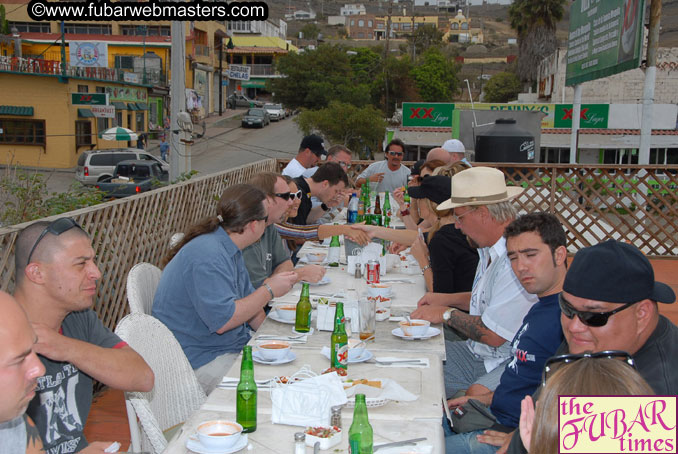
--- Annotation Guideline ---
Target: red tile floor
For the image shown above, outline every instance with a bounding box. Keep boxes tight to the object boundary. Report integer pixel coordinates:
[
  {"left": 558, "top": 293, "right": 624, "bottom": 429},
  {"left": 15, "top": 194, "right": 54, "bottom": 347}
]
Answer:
[{"left": 84, "top": 258, "right": 678, "bottom": 450}]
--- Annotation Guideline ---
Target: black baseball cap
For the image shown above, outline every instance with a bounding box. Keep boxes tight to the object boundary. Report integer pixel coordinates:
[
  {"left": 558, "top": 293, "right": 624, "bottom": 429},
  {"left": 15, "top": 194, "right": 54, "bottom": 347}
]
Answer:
[
  {"left": 563, "top": 240, "right": 675, "bottom": 304},
  {"left": 300, "top": 134, "right": 327, "bottom": 157},
  {"left": 411, "top": 159, "right": 425, "bottom": 176},
  {"left": 407, "top": 175, "right": 451, "bottom": 205}
]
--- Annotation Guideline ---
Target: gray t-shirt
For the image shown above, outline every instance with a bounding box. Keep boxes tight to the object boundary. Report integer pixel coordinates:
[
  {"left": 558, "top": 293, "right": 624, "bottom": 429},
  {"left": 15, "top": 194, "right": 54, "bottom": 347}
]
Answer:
[
  {"left": 27, "top": 310, "right": 123, "bottom": 454},
  {"left": 357, "top": 160, "right": 411, "bottom": 193},
  {"left": 242, "top": 224, "right": 290, "bottom": 288},
  {"left": 0, "top": 416, "right": 26, "bottom": 454}
]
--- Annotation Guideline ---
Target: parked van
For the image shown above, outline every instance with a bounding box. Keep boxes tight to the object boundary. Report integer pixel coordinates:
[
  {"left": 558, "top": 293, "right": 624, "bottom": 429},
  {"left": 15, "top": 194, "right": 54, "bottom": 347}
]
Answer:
[{"left": 75, "top": 148, "right": 169, "bottom": 185}]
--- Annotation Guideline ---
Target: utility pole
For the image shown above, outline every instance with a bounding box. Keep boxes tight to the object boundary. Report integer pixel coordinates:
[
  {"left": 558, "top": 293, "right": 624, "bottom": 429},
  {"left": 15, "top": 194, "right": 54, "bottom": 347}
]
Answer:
[
  {"left": 218, "top": 37, "right": 223, "bottom": 116},
  {"left": 170, "top": 21, "right": 188, "bottom": 180},
  {"left": 383, "top": 0, "right": 393, "bottom": 117},
  {"left": 639, "top": 0, "right": 661, "bottom": 164}
]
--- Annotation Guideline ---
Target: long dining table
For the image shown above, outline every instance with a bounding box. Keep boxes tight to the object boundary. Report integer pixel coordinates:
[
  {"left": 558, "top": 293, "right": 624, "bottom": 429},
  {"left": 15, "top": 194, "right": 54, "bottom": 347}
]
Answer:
[{"left": 166, "top": 238, "right": 448, "bottom": 454}]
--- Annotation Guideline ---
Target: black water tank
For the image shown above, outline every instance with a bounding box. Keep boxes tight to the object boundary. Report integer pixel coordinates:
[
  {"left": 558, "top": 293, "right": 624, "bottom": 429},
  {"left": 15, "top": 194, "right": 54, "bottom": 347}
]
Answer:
[{"left": 475, "top": 119, "right": 535, "bottom": 163}]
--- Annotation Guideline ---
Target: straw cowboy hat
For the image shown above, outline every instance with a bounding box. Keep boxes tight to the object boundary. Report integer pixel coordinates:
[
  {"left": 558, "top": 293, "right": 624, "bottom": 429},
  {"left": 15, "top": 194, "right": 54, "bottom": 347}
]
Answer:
[{"left": 437, "top": 167, "right": 524, "bottom": 211}]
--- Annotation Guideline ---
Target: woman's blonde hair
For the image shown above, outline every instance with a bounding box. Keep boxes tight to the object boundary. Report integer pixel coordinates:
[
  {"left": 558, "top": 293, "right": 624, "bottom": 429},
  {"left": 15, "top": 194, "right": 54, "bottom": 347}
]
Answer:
[
  {"left": 422, "top": 198, "right": 452, "bottom": 243},
  {"left": 432, "top": 161, "right": 468, "bottom": 178},
  {"left": 530, "top": 358, "right": 654, "bottom": 454}
]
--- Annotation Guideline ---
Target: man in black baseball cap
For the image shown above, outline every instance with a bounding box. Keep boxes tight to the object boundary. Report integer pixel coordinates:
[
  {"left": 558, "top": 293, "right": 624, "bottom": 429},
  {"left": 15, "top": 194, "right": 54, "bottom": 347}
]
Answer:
[
  {"left": 501, "top": 240, "right": 678, "bottom": 454},
  {"left": 282, "top": 134, "right": 327, "bottom": 178}
]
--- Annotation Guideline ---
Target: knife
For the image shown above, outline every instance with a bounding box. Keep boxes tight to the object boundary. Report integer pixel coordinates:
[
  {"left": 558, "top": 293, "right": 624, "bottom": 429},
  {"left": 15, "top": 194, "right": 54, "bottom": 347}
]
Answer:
[{"left": 373, "top": 437, "right": 427, "bottom": 452}]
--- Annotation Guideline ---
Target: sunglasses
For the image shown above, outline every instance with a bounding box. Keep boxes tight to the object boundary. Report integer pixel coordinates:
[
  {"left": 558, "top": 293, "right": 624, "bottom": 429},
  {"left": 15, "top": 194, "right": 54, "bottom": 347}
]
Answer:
[
  {"left": 388, "top": 151, "right": 404, "bottom": 157},
  {"left": 275, "top": 190, "right": 302, "bottom": 201},
  {"left": 559, "top": 293, "right": 636, "bottom": 327},
  {"left": 541, "top": 350, "right": 636, "bottom": 386},
  {"left": 26, "top": 218, "right": 84, "bottom": 264}
]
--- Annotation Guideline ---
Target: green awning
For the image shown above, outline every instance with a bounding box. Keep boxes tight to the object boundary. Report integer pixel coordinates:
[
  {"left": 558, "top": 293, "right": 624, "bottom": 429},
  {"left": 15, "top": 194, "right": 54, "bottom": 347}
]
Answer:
[
  {"left": 0, "top": 105, "right": 34, "bottom": 116},
  {"left": 135, "top": 102, "right": 148, "bottom": 110},
  {"left": 77, "top": 108, "right": 95, "bottom": 118},
  {"left": 112, "top": 102, "right": 127, "bottom": 110},
  {"left": 127, "top": 103, "right": 138, "bottom": 111}
]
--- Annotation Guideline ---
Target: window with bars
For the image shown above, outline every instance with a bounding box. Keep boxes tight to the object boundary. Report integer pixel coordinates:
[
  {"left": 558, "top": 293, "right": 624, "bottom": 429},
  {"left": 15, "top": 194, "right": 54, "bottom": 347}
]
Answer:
[
  {"left": 120, "top": 25, "right": 170, "bottom": 36},
  {"left": 0, "top": 119, "right": 46, "bottom": 145},
  {"left": 64, "top": 23, "right": 112, "bottom": 35},
  {"left": 76, "top": 120, "right": 92, "bottom": 146},
  {"left": 9, "top": 21, "right": 51, "bottom": 33},
  {"left": 114, "top": 55, "right": 135, "bottom": 69}
]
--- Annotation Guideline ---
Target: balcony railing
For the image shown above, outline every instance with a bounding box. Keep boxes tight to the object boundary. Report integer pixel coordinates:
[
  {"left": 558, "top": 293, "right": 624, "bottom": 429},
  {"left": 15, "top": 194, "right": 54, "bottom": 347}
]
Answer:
[
  {"left": 194, "top": 44, "right": 211, "bottom": 57},
  {"left": 230, "top": 63, "right": 276, "bottom": 76},
  {"left": 0, "top": 56, "right": 166, "bottom": 85}
]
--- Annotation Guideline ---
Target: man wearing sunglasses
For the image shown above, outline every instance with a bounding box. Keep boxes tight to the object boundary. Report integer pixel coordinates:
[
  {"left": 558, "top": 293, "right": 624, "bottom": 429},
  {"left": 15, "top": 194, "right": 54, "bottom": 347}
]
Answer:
[
  {"left": 503, "top": 240, "right": 678, "bottom": 454},
  {"left": 282, "top": 134, "right": 328, "bottom": 178},
  {"left": 355, "top": 138, "right": 411, "bottom": 193},
  {"left": 13, "top": 218, "right": 154, "bottom": 454},
  {"left": 243, "top": 173, "right": 326, "bottom": 289}
]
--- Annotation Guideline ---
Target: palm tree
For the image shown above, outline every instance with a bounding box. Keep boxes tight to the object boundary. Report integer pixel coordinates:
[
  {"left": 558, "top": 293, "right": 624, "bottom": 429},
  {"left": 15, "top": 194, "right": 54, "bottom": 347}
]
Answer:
[{"left": 509, "top": 0, "right": 567, "bottom": 85}]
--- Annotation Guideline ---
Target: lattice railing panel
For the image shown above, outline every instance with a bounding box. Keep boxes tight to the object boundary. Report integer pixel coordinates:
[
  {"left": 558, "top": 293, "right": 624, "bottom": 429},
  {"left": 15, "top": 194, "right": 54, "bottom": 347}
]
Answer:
[{"left": 0, "top": 160, "right": 276, "bottom": 331}]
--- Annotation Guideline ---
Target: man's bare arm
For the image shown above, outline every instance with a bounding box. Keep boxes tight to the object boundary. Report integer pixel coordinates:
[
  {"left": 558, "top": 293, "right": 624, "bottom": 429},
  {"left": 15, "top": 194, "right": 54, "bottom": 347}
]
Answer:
[{"left": 445, "top": 311, "right": 506, "bottom": 347}]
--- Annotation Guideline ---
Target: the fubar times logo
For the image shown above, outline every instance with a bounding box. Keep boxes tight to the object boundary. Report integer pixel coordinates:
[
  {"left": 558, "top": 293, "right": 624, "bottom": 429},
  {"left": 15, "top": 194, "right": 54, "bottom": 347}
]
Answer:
[{"left": 559, "top": 396, "right": 677, "bottom": 453}]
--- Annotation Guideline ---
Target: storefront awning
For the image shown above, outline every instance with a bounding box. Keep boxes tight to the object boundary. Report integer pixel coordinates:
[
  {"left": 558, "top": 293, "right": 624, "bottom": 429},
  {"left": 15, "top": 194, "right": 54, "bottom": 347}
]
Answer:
[
  {"left": 135, "top": 102, "right": 148, "bottom": 110},
  {"left": 392, "top": 128, "right": 452, "bottom": 147},
  {"left": 77, "top": 108, "right": 94, "bottom": 118},
  {"left": 127, "top": 103, "right": 138, "bottom": 111},
  {"left": 0, "top": 105, "right": 34, "bottom": 116},
  {"left": 112, "top": 102, "right": 127, "bottom": 110},
  {"left": 240, "top": 78, "right": 267, "bottom": 88}
]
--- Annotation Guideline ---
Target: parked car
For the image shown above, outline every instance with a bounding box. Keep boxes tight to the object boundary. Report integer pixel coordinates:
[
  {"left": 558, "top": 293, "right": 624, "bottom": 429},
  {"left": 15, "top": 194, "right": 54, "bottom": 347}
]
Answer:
[
  {"left": 241, "top": 108, "right": 270, "bottom": 128},
  {"left": 227, "top": 93, "right": 263, "bottom": 109},
  {"left": 95, "top": 160, "right": 169, "bottom": 198},
  {"left": 76, "top": 148, "right": 169, "bottom": 185},
  {"left": 263, "top": 103, "right": 285, "bottom": 121}
]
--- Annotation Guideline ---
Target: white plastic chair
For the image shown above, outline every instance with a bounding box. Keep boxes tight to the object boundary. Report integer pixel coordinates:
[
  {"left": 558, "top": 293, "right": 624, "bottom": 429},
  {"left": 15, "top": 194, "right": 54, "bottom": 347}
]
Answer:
[
  {"left": 115, "top": 314, "right": 206, "bottom": 454},
  {"left": 126, "top": 262, "right": 162, "bottom": 315}
]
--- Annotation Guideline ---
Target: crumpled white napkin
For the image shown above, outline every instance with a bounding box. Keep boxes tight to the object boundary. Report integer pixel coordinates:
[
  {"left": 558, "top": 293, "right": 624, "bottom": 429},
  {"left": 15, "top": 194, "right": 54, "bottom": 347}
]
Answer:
[{"left": 344, "top": 378, "right": 418, "bottom": 401}]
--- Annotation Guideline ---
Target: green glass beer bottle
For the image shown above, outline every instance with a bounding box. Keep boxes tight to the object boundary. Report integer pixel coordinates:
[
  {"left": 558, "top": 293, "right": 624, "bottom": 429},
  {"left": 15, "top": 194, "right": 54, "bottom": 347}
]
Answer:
[
  {"left": 236, "top": 345, "right": 257, "bottom": 433},
  {"left": 331, "top": 302, "right": 348, "bottom": 372},
  {"left": 328, "top": 234, "right": 341, "bottom": 267},
  {"left": 294, "top": 282, "right": 312, "bottom": 332},
  {"left": 348, "top": 394, "right": 373, "bottom": 454},
  {"left": 383, "top": 192, "right": 392, "bottom": 218}
]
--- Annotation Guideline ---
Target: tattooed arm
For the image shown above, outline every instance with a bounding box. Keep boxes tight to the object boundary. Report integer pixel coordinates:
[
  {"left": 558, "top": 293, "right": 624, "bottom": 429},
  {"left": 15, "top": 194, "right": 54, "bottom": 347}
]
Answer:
[
  {"left": 24, "top": 415, "right": 43, "bottom": 454},
  {"left": 445, "top": 310, "right": 506, "bottom": 347}
]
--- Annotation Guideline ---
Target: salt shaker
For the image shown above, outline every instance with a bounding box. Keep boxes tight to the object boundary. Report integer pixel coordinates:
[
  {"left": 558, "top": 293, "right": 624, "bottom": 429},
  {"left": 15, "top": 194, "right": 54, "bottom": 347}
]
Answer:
[
  {"left": 330, "top": 405, "right": 343, "bottom": 429},
  {"left": 294, "top": 432, "right": 305, "bottom": 454},
  {"left": 354, "top": 263, "right": 362, "bottom": 279}
]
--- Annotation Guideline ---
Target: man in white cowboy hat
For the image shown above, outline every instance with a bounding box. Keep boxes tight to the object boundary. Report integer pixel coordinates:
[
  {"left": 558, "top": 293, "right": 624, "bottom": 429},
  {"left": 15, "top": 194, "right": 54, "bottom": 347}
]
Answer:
[{"left": 412, "top": 167, "right": 538, "bottom": 398}]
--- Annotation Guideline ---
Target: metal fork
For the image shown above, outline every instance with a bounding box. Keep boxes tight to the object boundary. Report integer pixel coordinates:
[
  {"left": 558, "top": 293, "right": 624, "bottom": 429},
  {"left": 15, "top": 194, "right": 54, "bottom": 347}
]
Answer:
[
  {"left": 366, "top": 358, "right": 426, "bottom": 366},
  {"left": 256, "top": 334, "right": 306, "bottom": 340}
]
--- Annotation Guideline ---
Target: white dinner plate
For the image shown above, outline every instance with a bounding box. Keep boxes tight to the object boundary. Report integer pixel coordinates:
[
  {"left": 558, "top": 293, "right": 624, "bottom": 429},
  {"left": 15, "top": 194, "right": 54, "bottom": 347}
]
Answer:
[
  {"left": 391, "top": 327, "right": 441, "bottom": 340},
  {"left": 322, "top": 348, "right": 374, "bottom": 364},
  {"left": 307, "top": 276, "right": 331, "bottom": 286},
  {"left": 186, "top": 433, "right": 248, "bottom": 454},
  {"left": 252, "top": 350, "right": 297, "bottom": 365}
]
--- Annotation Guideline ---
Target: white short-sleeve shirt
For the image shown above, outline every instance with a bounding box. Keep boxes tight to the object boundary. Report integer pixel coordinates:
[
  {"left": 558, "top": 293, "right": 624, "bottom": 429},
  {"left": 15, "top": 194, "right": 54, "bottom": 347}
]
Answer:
[
  {"left": 466, "top": 236, "right": 539, "bottom": 372},
  {"left": 282, "top": 158, "right": 307, "bottom": 178}
]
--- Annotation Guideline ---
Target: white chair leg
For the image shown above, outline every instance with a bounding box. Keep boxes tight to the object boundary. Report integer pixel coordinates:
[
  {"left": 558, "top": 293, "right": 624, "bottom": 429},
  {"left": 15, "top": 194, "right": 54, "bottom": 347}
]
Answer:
[{"left": 125, "top": 399, "right": 142, "bottom": 453}]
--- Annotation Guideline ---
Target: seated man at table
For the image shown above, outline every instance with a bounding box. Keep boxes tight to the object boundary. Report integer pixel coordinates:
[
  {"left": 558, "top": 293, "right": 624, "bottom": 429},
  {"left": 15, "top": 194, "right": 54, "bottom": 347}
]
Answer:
[
  {"left": 355, "top": 139, "right": 411, "bottom": 193},
  {"left": 282, "top": 134, "right": 327, "bottom": 178},
  {"left": 13, "top": 218, "right": 154, "bottom": 453},
  {"left": 411, "top": 167, "right": 538, "bottom": 398},
  {"left": 153, "top": 184, "right": 298, "bottom": 393},
  {"left": 500, "top": 240, "right": 678, "bottom": 454},
  {"left": 243, "top": 172, "right": 325, "bottom": 288},
  {"left": 288, "top": 162, "right": 350, "bottom": 226},
  {"left": 0, "top": 290, "right": 46, "bottom": 454},
  {"left": 444, "top": 212, "right": 567, "bottom": 454}
]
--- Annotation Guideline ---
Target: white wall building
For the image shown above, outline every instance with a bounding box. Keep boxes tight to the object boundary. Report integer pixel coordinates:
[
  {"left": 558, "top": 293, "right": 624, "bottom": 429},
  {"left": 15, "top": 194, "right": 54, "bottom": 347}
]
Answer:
[
  {"left": 340, "top": 4, "right": 366, "bottom": 15},
  {"left": 228, "top": 18, "right": 287, "bottom": 39},
  {"left": 285, "top": 10, "right": 317, "bottom": 20}
]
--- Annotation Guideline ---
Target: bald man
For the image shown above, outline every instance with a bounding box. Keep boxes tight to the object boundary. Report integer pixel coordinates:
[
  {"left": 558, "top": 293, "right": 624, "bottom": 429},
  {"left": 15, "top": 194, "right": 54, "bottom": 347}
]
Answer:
[
  {"left": 426, "top": 147, "right": 452, "bottom": 164},
  {"left": 14, "top": 218, "right": 154, "bottom": 454},
  {"left": 0, "top": 290, "right": 45, "bottom": 454}
]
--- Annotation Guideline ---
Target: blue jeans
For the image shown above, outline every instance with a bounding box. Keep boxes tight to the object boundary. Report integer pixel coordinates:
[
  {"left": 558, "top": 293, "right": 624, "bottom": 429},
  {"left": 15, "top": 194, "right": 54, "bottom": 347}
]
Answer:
[{"left": 445, "top": 430, "right": 500, "bottom": 454}]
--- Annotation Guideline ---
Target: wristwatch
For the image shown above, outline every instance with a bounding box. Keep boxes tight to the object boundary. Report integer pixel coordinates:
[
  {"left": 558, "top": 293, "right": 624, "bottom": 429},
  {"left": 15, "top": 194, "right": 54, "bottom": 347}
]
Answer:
[
  {"left": 442, "top": 307, "right": 459, "bottom": 322},
  {"left": 321, "top": 203, "right": 330, "bottom": 211}
]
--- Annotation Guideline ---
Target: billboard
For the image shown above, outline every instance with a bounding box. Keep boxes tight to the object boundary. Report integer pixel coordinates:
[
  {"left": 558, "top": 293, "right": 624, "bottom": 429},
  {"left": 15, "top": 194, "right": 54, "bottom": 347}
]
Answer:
[
  {"left": 69, "top": 42, "right": 108, "bottom": 68},
  {"left": 566, "top": 0, "right": 645, "bottom": 86}
]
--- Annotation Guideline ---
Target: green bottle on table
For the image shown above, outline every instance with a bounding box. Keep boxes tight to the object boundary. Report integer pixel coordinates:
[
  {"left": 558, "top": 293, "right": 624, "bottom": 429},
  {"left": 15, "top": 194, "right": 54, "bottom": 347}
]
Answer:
[
  {"left": 331, "top": 302, "right": 348, "bottom": 372},
  {"left": 236, "top": 345, "right": 257, "bottom": 433},
  {"left": 295, "top": 282, "right": 312, "bottom": 332},
  {"left": 348, "top": 394, "right": 373, "bottom": 454},
  {"left": 383, "top": 191, "right": 392, "bottom": 218},
  {"left": 328, "top": 234, "right": 341, "bottom": 267}
]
